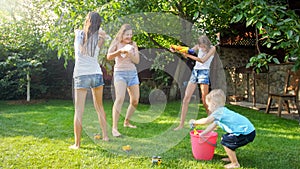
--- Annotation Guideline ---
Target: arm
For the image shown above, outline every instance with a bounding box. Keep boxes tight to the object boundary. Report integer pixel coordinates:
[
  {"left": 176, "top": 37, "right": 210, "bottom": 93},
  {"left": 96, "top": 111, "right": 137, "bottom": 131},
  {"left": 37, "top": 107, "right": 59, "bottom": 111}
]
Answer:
[
  {"left": 107, "top": 44, "right": 122, "bottom": 60},
  {"left": 128, "top": 42, "right": 139, "bottom": 64},
  {"left": 199, "top": 122, "right": 217, "bottom": 136},
  {"left": 74, "top": 29, "right": 82, "bottom": 56},
  {"left": 97, "top": 29, "right": 106, "bottom": 48},
  {"left": 194, "top": 115, "right": 215, "bottom": 125},
  {"left": 183, "top": 46, "right": 216, "bottom": 63}
]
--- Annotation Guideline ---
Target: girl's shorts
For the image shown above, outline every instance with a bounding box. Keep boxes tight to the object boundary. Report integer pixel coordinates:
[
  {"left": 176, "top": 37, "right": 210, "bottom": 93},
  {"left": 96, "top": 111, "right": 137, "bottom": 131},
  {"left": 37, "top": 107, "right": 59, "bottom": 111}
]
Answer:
[
  {"left": 114, "top": 70, "right": 140, "bottom": 86},
  {"left": 189, "top": 69, "right": 210, "bottom": 84},
  {"left": 74, "top": 74, "right": 104, "bottom": 89},
  {"left": 221, "top": 130, "right": 256, "bottom": 151}
]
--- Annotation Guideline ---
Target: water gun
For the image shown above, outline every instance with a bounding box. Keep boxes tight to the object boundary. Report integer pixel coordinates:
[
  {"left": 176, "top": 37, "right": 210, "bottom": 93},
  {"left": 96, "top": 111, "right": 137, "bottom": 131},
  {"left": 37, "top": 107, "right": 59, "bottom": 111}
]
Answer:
[
  {"left": 193, "top": 129, "right": 199, "bottom": 135},
  {"left": 152, "top": 156, "right": 162, "bottom": 166},
  {"left": 189, "top": 119, "right": 195, "bottom": 129},
  {"left": 170, "top": 45, "right": 197, "bottom": 56}
]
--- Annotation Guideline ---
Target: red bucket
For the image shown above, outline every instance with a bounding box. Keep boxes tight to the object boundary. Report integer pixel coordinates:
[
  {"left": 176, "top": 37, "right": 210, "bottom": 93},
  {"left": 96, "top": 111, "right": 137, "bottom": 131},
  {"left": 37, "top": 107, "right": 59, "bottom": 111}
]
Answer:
[{"left": 190, "top": 130, "right": 218, "bottom": 160}]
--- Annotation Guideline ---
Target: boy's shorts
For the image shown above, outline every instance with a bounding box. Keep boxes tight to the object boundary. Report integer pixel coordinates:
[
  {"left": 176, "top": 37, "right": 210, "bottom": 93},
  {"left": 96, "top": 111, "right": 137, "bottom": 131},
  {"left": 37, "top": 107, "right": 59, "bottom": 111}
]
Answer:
[
  {"left": 221, "top": 130, "right": 256, "bottom": 151},
  {"left": 74, "top": 74, "right": 104, "bottom": 89},
  {"left": 189, "top": 69, "right": 210, "bottom": 84},
  {"left": 114, "top": 70, "right": 140, "bottom": 87}
]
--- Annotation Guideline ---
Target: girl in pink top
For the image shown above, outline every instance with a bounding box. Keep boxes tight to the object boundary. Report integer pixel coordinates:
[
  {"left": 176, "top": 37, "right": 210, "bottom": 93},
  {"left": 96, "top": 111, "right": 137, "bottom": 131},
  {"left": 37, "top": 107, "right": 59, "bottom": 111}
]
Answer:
[{"left": 107, "top": 24, "right": 140, "bottom": 137}]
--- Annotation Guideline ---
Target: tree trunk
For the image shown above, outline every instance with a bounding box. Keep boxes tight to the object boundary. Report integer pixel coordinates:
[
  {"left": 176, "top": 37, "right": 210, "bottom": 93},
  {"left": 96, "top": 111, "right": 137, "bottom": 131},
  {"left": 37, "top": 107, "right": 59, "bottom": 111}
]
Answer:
[{"left": 27, "top": 73, "right": 30, "bottom": 102}]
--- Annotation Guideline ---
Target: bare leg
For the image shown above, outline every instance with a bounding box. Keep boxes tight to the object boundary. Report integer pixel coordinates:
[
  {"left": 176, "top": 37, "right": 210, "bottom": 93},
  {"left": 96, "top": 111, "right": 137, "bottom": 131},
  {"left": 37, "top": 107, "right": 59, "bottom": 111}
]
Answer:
[
  {"left": 112, "top": 81, "right": 127, "bottom": 137},
  {"left": 124, "top": 84, "right": 139, "bottom": 128},
  {"left": 91, "top": 86, "right": 109, "bottom": 141},
  {"left": 174, "top": 82, "right": 197, "bottom": 130},
  {"left": 200, "top": 84, "right": 209, "bottom": 114},
  {"left": 70, "top": 89, "right": 87, "bottom": 149},
  {"left": 223, "top": 146, "right": 240, "bottom": 169}
]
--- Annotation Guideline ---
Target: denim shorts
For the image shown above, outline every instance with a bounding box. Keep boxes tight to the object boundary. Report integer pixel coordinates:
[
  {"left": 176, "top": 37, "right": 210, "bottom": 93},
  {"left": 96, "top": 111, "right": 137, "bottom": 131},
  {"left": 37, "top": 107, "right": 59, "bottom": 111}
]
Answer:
[
  {"left": 221, "top": 130, "right": 256, "bottom": 151},
  {"left": 73, "top": 74, "right": 104, "bottom": 89},
  {"left": 189, "top": 69, "right": 210, "bottom": 84},
  {"left": 114, "top": 70, "right": 140, "bottom": 86}
]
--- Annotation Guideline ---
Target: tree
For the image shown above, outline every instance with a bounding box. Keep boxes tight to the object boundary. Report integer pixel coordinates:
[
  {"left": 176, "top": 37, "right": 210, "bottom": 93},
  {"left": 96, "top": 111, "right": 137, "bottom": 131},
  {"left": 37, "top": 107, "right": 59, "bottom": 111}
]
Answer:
[
  {"left": 230, "top": 0, "right": 299, "bottom": 72},
  {"left": 0, "top": 0, "right": 52, "bottom": 100},
  {"left": 3, "top": 0, "right": 298, "bottom": 101},
  {"left": 36, "top": 0, "right": 242, "bottom": 99}
]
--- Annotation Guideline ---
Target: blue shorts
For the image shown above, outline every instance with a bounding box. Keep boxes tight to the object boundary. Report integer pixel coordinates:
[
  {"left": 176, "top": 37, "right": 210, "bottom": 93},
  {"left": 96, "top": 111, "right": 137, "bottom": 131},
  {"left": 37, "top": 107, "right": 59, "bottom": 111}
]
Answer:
[
  {"left": 189, "top": 69, "right": 210, "bottom": 84},
  {"left": 73, "top": 74, "right": 104, "bottom": 89},
  {"left": 221, "top": 130, "right": 256, "bottom": 151},
  {"left": 114, "top": 70, "right": 140, "bottom": 86}
]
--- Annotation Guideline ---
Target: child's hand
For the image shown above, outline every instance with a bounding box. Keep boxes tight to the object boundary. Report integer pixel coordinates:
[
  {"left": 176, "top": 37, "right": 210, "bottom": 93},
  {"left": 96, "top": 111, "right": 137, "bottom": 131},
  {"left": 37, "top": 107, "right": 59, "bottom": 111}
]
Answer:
[
  {"left": 189, "top": 119, "right": 196, "bottom": 129},
  {"left": 170, "top": 47, "right": 175, "bottom": 53},
  {"left": 119, "top": 44, "right": 133, "bottom": 58},
  {"left": 119, "top": 50, "right": 128, "bottom": 58}
]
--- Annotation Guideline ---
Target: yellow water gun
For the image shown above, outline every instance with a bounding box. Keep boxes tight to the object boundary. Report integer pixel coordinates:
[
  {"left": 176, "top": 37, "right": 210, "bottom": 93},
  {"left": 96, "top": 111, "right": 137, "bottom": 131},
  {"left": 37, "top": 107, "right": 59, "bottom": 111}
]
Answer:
[
  {"left": 170, "top": 45, "right": 197, "bottom": 56},
  {"left": 193, "top": 129, "right": 199, "bottom": 135}
]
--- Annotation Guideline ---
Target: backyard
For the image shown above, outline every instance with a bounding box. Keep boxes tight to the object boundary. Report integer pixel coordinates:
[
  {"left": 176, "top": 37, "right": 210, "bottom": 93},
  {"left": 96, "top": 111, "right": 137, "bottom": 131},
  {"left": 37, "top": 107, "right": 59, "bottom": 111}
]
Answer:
[
  {"left": 0, "top": 99, "right": 299, "bottom": 169},
  {"left": 1, "top": 1, "right": 300, "bottom": 169}
]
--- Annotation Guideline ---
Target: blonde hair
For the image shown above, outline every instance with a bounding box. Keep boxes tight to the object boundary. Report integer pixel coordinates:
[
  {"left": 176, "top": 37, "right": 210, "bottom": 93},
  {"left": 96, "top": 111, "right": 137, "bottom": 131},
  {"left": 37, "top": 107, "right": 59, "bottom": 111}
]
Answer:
[
  {"left": 108, "top": 24, "right": 132, "bottom": 50},
  {"left": 206, "top": 89, "right": 226, "bottom": 108},
  {"left": 198, "top": 35, "right": 212, "bottom": 51}
]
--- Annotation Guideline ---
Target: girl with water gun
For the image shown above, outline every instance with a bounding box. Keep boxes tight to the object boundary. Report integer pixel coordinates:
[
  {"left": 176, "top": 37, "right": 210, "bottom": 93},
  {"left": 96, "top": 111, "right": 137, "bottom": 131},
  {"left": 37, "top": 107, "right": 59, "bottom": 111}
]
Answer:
[{"left": 172, "top": 35, "right": 223, "bottom": 131}]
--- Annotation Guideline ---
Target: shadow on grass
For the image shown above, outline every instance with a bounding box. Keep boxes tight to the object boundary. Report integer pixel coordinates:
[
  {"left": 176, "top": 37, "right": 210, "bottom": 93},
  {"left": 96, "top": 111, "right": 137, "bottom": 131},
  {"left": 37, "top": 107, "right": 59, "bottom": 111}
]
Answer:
[
  {"left": 1, "top": 100, "right": 299, "bottom": 168},
  {"left": 0, "top": 100, "right": 74, "bottom": 139}
]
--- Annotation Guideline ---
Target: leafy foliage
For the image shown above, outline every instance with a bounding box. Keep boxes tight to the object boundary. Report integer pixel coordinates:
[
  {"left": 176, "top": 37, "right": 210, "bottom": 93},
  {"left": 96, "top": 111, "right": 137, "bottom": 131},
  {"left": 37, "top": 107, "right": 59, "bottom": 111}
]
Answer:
[
  {"left": 246, "top": 53, "right": 280, "bottom": 73},
  {"left": 230, "top": 0, "right": 300, "bottom": 72},
  {"left": 1, "top": 0, "right": 300, "bottom": 100},
  {"left": 0, "top": 1, "right": 54, "bottom": 100}
]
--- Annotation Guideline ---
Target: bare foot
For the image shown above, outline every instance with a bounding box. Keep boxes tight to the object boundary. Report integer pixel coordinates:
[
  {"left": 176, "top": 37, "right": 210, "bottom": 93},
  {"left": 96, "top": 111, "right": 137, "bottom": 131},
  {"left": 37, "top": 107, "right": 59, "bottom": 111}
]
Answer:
[
  {"left": 173, "top": 126, "right": 183, "bottom": 131},
  {"left": 224, "top": 163, "right": 240, "bottom": 169},
  {"left": 124, "top": 123, "right": 137, "bottom": 128},
  {"left": 102, "top": 137, "right": 109, "bottom": 141},
  {"left": 69, "top": 144, "right": 79, "bottom": 150},
  {"left": 112, "top": 129, "right": 122, "bottom": 137},
  {"left": 221, "top": 158, "right": 231, "bottom": 162}
]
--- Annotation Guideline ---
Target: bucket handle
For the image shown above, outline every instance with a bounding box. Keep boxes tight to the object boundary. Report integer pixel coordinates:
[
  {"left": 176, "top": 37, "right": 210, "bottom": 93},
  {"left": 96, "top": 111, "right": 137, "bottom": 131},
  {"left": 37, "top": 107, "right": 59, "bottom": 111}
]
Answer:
[{"left": 199, "top": 135, "right": 217, "bottom": 147}]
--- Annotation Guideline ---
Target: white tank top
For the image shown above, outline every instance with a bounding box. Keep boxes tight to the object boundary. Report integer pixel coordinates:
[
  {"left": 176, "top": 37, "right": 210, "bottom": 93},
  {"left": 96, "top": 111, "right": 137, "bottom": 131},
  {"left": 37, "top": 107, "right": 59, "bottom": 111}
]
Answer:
[
  {"left": 73, "top": 30, "right": 102, "bottom": 78},
  {"left": 193, "top": 48, "right": 214, "bottom": 70}
]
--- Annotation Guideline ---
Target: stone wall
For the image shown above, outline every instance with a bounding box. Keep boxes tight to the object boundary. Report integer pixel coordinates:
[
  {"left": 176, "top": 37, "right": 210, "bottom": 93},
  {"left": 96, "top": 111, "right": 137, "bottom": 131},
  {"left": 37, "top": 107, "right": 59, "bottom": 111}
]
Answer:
[
  {"left": 218, "top": 46, "right": 254, "bottom": 101},
  {"left": 219, "top": 45, "right": 295, "bottom": 104}
]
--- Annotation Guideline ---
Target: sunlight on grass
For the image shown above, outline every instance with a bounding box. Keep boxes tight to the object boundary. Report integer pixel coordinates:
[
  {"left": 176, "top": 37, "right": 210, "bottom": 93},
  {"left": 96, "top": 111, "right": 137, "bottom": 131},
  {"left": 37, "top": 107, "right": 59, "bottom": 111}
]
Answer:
[
  {"left": 81, "top": 100, "right": 200, "bottom": 157},
  {"left": 0, "top": 100, "right": 299, "bottom": 168}
]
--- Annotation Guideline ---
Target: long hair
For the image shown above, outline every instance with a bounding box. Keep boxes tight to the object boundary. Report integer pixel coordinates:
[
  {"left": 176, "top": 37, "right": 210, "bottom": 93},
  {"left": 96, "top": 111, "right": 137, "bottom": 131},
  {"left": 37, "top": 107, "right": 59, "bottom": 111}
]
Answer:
[
  {"left": 198, "top": 35, "right": 212, "bottom": 51},
  {"left": 81, "top": 12, "right": 102, "bottom": 57},
  {"left": 108, "top": 24, "right": 132, "bottom": 51}
]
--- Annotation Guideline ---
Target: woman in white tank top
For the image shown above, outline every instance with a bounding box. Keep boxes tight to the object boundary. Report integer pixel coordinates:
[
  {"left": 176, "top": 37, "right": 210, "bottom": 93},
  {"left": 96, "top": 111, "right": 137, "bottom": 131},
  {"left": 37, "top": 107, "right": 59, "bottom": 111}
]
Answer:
[{"left": 70, "top": 12, "right": 109, "bottom": 149}]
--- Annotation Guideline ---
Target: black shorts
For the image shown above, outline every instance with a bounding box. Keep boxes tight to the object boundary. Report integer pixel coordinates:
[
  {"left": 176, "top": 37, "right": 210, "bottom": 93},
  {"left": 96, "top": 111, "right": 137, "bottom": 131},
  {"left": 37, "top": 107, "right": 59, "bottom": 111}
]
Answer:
[{"left": 221, "top": 130, "right": 256, "bottom": 151}]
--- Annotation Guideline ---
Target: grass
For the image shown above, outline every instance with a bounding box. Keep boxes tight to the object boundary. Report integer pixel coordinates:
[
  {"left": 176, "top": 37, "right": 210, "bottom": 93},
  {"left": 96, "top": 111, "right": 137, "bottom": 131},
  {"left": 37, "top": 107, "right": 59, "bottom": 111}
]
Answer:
[{"left": 0, "top": 99, "right": 299, "bottom": 169}]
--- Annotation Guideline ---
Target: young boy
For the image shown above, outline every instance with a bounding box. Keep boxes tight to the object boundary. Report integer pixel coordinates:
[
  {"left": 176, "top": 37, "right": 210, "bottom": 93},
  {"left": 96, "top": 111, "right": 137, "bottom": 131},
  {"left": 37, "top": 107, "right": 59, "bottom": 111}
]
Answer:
[{"left": 190, "top": 89, "right": 256, "bottom": 169}]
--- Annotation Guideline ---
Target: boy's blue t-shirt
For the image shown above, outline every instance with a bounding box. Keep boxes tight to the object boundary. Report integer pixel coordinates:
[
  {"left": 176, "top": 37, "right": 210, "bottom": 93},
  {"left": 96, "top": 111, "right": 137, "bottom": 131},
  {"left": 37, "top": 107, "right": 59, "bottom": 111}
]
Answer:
[{"left": 211, "top": 107, "right": 255, "bottom": 136}]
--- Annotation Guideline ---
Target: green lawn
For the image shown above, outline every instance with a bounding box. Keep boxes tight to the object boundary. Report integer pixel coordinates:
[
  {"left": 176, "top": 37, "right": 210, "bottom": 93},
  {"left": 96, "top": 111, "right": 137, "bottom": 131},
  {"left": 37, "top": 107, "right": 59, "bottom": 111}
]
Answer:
[{"left": 0, "top": 99, "right": 299, "bottom": 169}]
